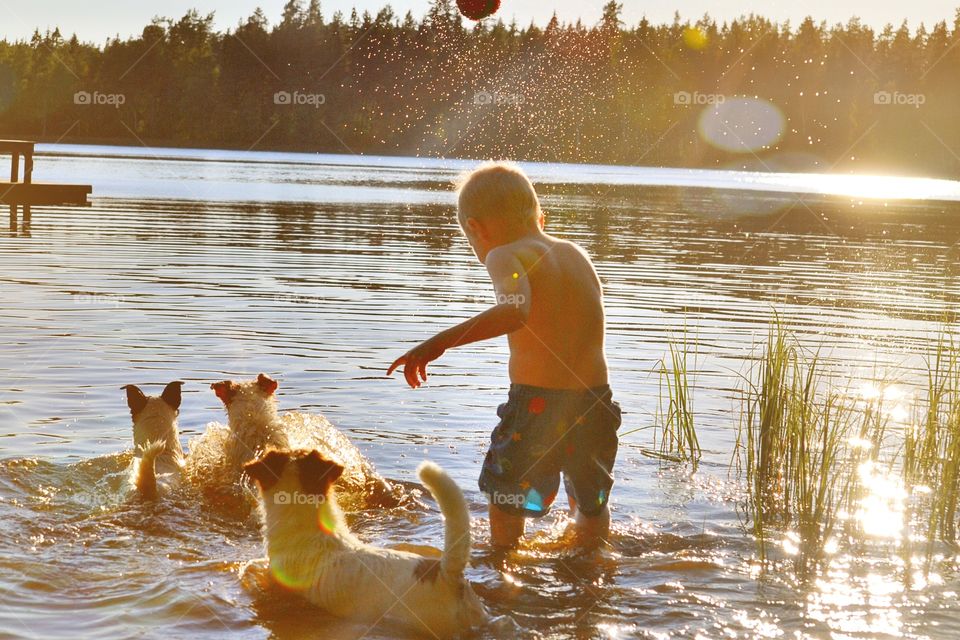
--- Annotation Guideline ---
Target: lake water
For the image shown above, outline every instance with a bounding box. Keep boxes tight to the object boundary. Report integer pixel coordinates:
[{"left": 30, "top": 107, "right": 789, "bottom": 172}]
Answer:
[{"left": 2, "top": 144, "right": 960, "bottom": 639}]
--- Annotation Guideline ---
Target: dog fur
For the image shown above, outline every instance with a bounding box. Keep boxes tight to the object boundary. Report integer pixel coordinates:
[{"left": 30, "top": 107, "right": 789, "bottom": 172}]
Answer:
[
  {"left": 205, "top": 374, "right": 404, "bottom": 510},
  {"left": 123, "top": 381, "right": 185, "bottom": 500},
  {"left": 210, "top": 373, "right": 289, "bottom": 474},
  {"left": 244, "top": 449, "right": 489, "bottom": 638}
]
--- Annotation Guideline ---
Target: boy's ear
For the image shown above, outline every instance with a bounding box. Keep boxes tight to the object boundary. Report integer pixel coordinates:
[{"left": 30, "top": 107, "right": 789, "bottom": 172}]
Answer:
[
  {"left": 537, "top": 210, "right": 545, "bottom": 230},
  {"left": 122, "top": 384, "right": 148, "bottom": 416},
  {"left": 160, "top": 381, "right": 184, "bottom": 411},
  {"left": 464, "top": 216, "right": 485, "bottom": 239},
  {"left": 243, "top": 450, "right": 289, "bottom": 491},
  {"left": 298, "top": 451, "right": 344, "bottom": 497}
]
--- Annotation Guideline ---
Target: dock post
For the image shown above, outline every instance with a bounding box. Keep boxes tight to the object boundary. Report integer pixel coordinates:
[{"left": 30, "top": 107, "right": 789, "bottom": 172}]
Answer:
[
  {"left": 9, "top": 151, "right": 20, "bottom": 231},
  {"left": 22, "top": 151, "right": 32, "bottom": 226},
  {"left": 1, "top": 140, "right": 91, "bottom": 223}
]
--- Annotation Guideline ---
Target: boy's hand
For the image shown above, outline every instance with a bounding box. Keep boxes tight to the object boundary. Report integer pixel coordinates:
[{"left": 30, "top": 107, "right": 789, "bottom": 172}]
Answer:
[
  {"left": 387, "top": 338, "right": 446, "bottom": 389},
  {"left": 386, "top": 249, "right": 528, "bottom": 390}
]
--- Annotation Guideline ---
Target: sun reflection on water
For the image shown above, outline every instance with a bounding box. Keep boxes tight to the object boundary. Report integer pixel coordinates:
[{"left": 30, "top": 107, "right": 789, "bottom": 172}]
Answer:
[
  {"left": 812, "top": 174, "right": 960, "bottom": 201},
  {"left": 856, "top": 382, "right": 912, "bottom": 424},
  {"left": 797, "top": 377, "right": 953, "bottom": 638},
  {"left": 855, "top": 461, "right": 907, "bottom": 541},
  {"left": 809, "top": 565, "right": 906, "bottom": 638}
]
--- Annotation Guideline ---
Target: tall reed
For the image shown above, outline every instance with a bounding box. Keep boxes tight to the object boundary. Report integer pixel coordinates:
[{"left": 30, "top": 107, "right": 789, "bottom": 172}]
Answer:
[
  {"left": 655, "top": 338, "right": 701, "bottom": 469},
  {"left": 736, "top": 318, "right": 860, "bottom": 567},
  {"left": 904, "top": 331, "right": 960, "bottom": 544},
  {"left": 647, "top": 315, "right": 960, "bottom": 573},
  {"left": 736, "top": 318, "right": 792, "bottom": 559}
]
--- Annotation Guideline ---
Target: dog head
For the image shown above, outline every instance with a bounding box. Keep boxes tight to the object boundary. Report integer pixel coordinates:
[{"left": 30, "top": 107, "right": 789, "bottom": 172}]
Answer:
[
  {"left": 244, "top": 449, "right": 345, "bottom": 535},
  {"left": 122, "top": 381, "right": 183, "bottom": 454},
  {"left": 211, "top": 373, "right": 279, "bottom": 424},
  {"left": 244, "top": 449, "right": 344, "bottom": 499}
]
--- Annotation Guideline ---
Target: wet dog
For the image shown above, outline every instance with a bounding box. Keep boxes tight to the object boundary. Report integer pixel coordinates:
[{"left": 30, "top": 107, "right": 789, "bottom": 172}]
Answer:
[
  {"left": 210, "top": 373, "right": 289, "bottom": 472},
  {"left": 244, "top": 449, "right": 489, "bottom": 638},
  {"left": 197, "top": 374, "right": 403, "bottom": 510},
  {"left": 122, "top": 381, "right": 185, "bottom": 500}
]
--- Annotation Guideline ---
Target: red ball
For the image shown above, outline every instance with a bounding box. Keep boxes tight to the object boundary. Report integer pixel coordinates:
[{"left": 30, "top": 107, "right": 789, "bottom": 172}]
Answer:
[{"left": 457, "top": 0, "right": 500, "bottom": 21}]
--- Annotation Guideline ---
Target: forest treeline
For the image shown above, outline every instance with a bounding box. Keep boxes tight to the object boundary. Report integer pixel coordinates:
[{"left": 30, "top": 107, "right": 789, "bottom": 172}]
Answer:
[{"left": 1, "top": 0, "right": 959, "bottom": 176}]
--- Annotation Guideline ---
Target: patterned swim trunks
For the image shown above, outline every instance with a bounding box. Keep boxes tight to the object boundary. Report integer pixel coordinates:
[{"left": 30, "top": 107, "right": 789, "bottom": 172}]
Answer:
[{"left": 479, "top": 384, "right": 621, "bottom": 517}]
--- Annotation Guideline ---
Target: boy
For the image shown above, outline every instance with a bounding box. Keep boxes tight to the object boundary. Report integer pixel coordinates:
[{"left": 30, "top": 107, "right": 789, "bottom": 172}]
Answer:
[{"left": 387, "top": 161, "right": 621, "bottom": 549}]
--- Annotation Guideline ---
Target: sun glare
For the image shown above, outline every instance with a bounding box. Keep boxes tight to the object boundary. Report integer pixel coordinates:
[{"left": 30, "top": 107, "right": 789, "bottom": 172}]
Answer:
[{"left": 809, "top": 173, "right": 960, "bottom": 201}]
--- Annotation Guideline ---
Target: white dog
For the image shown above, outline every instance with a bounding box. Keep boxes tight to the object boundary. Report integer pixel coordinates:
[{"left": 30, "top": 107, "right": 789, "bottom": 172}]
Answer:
[
  {"left": 122, "top": 381, "right": 185, "bottom": 500},
  {"left": 209, "top": 373, "right": 289, "bottom": 473},
  {"left": 203, "top": 374, "right": 403, "bottom": 509},
  {"left": 244, "top": 449, "right": 489, "bottom": 638}
]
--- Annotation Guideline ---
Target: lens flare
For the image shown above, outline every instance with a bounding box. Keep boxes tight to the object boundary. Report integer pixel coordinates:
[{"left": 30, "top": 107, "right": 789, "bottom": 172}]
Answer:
[
  {"left": 270, "top": 563, "right": 312, "bottom": 590},
  {"left": 318, "top": 507, "right": 337, "bottom": 535},
  {"left": 698, "top": 97, "right": 785, "bottom": 153},
  {"left": 683, "top": 27, "right": 708, "bottom": 50}
]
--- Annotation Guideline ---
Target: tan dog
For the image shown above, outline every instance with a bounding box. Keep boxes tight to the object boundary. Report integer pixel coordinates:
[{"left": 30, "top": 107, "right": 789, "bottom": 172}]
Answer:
[
  {"left": 122, "top": 381, "right": 185, "bottom": 500},
  {"left": 210, "top": 373, "right": 289, "bottom": 471},
  {"left": 200, "top": 374, "right": 403, "bottom": 510},
  {"left": 244, "top": 449, "right": 489, "bottom": 638}
]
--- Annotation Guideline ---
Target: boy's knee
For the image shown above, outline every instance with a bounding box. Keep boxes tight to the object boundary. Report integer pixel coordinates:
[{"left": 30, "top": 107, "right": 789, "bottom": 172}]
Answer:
[
  {"left": 489, "top": 501, "right": 523, "bottom": 519},
  {"left": 482, "top": 485, "right": 553, "bottom": 518},
  {"left": 573, "top": 500, "right": 610, "bottom": 519}
]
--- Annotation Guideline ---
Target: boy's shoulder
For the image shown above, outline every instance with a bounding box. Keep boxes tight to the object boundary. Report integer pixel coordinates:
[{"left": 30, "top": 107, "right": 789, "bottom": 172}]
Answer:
[
  {"left": 491, "top": 234, "right": 593, "bottom": 267},
  {"left": 497, "top": 233, "right": 578, "bottom": 255}
]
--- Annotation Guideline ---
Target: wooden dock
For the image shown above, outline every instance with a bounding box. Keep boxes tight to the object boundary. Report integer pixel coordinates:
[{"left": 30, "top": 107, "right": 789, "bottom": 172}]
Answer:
[{"left": 2, "top": 140, "right": 92, "bottom": 232}]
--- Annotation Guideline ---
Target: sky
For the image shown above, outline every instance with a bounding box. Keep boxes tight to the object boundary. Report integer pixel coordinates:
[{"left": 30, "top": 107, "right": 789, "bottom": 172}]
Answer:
[{"left": 0, "top": 0, "right": 956, "bottom": 43}]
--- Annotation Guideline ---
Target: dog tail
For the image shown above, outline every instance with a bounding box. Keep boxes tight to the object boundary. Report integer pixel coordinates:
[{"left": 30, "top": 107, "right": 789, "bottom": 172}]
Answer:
[
  {"left": 135, "top": 440, "right": 166, "bottom": 500},
  {"left": 417, "top": 461, "right": 471, "bottom": 579}
]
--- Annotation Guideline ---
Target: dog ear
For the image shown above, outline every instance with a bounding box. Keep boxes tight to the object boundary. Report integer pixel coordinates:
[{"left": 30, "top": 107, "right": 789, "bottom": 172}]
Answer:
[
  {"left": 298, "top": 451, "right": 344, "bottom": 497},
  {"left": 122, "top": 384, "right": 148, "bottom": 416},
  {"left": 243, "top": 450, "right": 290, "bottom": 491},
  {"left": 161, "top": 381, "right": 184, "bottom": 411},
  {"left": 210, "top": 380, "right": 235, "bottom": 404},
  {"left": 257, "top": 373, "right": 278, "bottom": 395}
]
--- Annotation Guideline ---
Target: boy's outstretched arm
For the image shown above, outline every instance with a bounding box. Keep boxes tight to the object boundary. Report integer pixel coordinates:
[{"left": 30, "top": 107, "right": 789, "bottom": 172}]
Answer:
[{"left": 387, "top": 247, "right": 530, "bottom": 389}]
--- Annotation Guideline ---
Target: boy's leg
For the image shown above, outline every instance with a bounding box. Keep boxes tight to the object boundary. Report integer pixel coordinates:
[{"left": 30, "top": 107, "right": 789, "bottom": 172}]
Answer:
[
  {"left": 480, "top": 390, "right": 560, "bottom": 549},
  {"left": 489, "top": 503, "right": 525, "bottom": 548},
  {"left": 572, "top": 502, "right": 610, "bottom": 547},
  {"left": 562, "top": 389, "right": 621, "bottom": 549},
  {"left": 566, "top": 493, "right": 610, "bottom": 547}
]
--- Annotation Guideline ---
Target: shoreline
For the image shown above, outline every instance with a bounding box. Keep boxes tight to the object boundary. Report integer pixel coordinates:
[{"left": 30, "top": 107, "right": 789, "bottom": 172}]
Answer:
[
  {"left": 15, "top": 134, "right": 958, "bottom": 183},
  {"left": 27, "top": 140, "right": 960, "bottom": 207}
]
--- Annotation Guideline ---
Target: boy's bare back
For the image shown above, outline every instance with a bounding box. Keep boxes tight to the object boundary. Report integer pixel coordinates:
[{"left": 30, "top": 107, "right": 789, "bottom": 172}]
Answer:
[
  {"left": 388, "top": 161, "right": 620, "bottom": 548},
  {"left": 494, "top": 234, "right": 608, "bottom": 390}
]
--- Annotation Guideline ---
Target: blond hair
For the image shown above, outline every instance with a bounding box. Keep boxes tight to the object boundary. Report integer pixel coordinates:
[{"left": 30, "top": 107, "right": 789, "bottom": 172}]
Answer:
[{"left": 455, "top": 161, "right": 541, "bottom": 226}]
